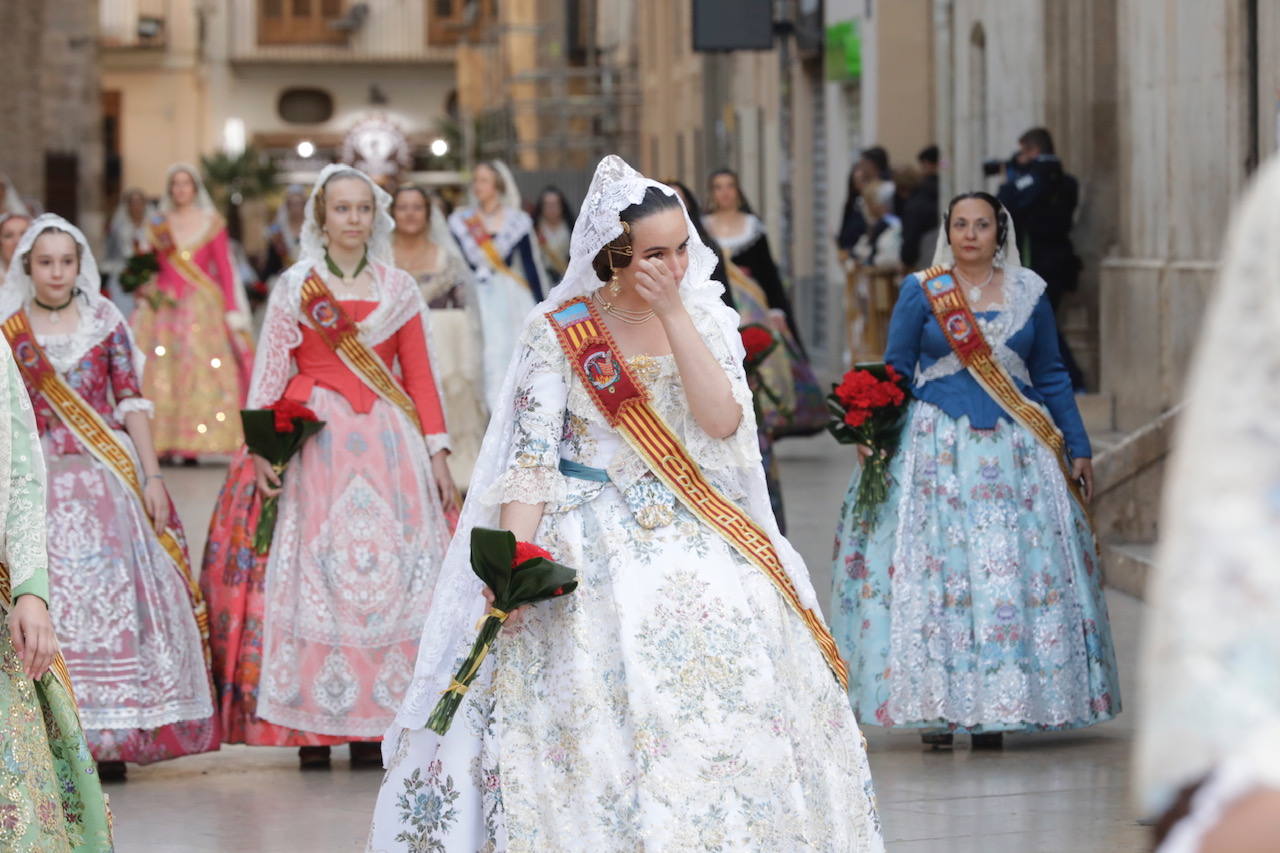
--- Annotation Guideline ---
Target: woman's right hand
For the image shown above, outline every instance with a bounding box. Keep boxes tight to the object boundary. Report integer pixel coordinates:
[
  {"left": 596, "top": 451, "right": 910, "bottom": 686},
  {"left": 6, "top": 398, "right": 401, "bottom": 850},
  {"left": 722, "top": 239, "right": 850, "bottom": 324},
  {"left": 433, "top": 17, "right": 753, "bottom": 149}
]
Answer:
[
  {"left": 252, "top": 454, "right": 282, "bottom": 498},
  {"left": 481, "top": 586, "right": 526, "bottom": 628},
  {"left": 857, "top": 444, "right": 874, "bottom": 462}
]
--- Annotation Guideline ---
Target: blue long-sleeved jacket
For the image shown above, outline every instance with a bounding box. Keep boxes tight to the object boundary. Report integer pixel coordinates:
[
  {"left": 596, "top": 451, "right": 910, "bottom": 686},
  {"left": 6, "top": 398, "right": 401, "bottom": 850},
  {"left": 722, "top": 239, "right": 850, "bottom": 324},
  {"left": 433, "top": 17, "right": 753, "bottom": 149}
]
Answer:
[{"left": 883, "top": 270, "right": 1092, "bottom": 459}]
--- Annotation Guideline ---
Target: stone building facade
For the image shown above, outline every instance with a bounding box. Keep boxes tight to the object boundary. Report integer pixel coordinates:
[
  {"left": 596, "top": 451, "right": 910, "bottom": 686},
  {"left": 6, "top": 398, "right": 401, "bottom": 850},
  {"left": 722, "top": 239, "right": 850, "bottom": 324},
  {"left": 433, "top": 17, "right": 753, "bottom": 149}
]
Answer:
[{"left": 0, "top": 0, "right": 103, "bottom": 237}]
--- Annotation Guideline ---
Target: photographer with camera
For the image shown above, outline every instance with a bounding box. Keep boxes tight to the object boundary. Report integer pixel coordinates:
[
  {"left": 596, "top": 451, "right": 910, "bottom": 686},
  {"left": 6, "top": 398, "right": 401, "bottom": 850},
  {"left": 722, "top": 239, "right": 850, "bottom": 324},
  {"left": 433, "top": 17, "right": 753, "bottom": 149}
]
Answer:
[{"left": 988, "top": 127, "right": 1086, "bottom": 390}]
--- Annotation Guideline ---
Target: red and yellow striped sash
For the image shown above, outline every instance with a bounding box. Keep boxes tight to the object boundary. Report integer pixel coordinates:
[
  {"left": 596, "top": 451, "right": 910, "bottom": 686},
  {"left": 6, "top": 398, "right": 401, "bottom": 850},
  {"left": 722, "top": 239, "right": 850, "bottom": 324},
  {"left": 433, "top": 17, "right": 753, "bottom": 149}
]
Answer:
[
  {"left": 148, "top": 216, "right": 227, "bottom": 306},
  {"left": 0, "top": 311, "right": 209, "bottom": 656},
  {"left": 918, "top": 265, "right": 1087, "bottom": 509},
  {"left": 465, "top": 214, "right": 531, "bottom": 293},
  {"left": 546, "top": 298, "right": 848, "bottom": 688},
  {"left": 298, "top": 269, "right": 423, "bottom": 434}
]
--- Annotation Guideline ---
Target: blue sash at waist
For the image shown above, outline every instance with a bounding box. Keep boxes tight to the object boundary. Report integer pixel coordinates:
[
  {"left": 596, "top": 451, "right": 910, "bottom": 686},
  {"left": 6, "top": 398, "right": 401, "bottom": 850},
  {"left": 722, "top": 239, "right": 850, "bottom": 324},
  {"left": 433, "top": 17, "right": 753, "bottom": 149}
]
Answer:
[{"left": 558, "top": 458, "right": 610, "bottom": 482}]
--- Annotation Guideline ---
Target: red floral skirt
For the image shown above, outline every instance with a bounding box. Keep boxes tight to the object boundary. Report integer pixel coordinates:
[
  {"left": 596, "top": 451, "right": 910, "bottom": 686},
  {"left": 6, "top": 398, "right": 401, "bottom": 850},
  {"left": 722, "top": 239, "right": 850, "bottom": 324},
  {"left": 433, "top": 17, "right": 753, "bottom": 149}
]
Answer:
[{"left": 200, "top": 449, "right": 363, "bottom": 746}]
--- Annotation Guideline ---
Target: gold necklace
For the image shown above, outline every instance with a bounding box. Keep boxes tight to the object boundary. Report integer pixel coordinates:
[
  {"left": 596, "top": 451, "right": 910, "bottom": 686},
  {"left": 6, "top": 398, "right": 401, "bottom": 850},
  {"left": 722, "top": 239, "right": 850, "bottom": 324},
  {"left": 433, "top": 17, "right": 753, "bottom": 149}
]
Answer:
[{"left": 593, "top": 291, "right": 655, "bottom": 325}]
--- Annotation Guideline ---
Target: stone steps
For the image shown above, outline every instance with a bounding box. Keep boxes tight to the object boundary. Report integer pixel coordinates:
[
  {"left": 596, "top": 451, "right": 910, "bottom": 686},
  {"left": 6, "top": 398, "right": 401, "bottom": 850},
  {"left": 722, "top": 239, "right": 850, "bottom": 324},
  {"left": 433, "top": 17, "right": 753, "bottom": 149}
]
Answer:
[{"left": 1103, "top": 541, "right": 1155, "bottom": 599}]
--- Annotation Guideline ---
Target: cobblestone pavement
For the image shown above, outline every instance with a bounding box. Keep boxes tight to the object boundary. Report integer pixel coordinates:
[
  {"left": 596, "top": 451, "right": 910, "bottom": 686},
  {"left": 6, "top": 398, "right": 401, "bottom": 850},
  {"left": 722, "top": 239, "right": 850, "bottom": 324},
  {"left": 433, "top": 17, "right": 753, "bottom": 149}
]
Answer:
[{"left": 109, "top": 434, "right": 1147, "bottom": 852}]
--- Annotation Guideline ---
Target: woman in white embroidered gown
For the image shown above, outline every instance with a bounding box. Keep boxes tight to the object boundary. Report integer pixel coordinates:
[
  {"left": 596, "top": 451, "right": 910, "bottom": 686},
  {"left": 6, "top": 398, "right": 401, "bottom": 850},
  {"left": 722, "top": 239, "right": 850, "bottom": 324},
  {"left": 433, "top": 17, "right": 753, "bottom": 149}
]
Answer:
[
  {"left": 1136, "top": 156, "right": 1280, "bottom": 851},
  {"left": 448, "top": 161, "right": 551, "bottom": 410},
  {"left": 368, "top": 156, "right": 883, "bottom": 852}
]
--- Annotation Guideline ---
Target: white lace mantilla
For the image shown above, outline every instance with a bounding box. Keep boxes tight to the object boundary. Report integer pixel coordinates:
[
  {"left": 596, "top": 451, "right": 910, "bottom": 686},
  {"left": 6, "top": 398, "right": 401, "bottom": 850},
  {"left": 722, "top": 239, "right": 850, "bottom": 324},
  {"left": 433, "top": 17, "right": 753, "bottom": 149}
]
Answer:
[
  {"left": 914, "top": 266, "right": 1045, "bottom": 387},
  {"left": 0, "top": 342, "right": 48, "bottom": 596}
]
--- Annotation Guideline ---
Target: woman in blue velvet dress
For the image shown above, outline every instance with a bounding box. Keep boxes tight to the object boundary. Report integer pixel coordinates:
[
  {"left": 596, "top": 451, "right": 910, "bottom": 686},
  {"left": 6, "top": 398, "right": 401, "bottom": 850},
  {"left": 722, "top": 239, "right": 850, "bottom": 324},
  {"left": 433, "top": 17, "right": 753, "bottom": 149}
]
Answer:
[{"left": 830, "top": 191, "right": 1120, "bottom": 748}]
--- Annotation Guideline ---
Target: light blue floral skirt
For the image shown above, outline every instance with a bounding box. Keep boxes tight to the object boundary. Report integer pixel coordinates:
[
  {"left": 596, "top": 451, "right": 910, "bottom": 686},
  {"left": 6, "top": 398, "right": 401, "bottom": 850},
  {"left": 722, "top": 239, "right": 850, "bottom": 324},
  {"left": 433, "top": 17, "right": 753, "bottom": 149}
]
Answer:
[{"left": 830, "top": 401, "right": 1121, "bottom": 733}]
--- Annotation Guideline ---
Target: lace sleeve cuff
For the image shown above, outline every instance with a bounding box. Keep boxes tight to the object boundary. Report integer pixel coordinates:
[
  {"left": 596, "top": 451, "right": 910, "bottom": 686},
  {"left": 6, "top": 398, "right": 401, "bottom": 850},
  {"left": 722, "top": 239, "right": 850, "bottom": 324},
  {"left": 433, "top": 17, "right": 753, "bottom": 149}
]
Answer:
[
  {"left": 426, "top": 433, "right": 451, "bottom": 456},
  {"left": 480, "top": 464, "right": 568, "bottom": 507},
  {"left": 115, "top": 397, "right": 155, "bottom": 420}
]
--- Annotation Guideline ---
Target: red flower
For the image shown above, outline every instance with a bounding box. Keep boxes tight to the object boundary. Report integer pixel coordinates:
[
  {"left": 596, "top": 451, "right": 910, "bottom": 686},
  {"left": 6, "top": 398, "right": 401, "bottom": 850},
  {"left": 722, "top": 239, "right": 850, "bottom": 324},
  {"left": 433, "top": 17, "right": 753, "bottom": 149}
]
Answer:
[
  {"left": 843, "top": 408, "right": 871, "bottom": 428},
  {"left": 513, "top": 541, "right": 554, "bottom": 569},
  {"left": 269, "top": 399, "right": 320, "bottom": 433},
  {"left": 740, "top": 326, "right": 775, "bottom": 363}
]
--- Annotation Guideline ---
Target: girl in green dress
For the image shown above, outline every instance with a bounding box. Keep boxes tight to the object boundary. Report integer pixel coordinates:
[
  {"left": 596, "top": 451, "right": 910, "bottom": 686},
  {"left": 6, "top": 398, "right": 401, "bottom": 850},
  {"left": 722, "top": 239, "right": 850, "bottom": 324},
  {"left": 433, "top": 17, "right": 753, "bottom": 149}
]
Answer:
[{"left": 0, "top": 337, "right": 113, "bottom": 851}]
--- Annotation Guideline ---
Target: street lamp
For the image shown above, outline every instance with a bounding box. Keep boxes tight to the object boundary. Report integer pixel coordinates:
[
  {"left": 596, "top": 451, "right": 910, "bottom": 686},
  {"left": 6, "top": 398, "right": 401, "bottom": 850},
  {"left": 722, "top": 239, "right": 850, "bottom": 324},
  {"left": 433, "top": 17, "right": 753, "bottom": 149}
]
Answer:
[
  {"left": 430, "top": 138, "right": 449, "bottom": 157},
  {"left": 296, "top": 140, "right": 315, "bottom": 159}
]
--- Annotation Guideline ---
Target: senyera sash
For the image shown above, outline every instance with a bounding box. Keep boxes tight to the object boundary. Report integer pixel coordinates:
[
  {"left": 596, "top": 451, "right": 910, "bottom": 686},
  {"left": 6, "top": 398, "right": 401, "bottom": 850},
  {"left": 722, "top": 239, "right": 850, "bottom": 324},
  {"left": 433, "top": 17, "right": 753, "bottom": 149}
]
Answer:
[
  {"left": 1, "top": 310, "right": 210, "bottom": 662},
  {"left": 148, "top": 216, "right": 227, "bottom": 305},
  {"left": 545, "top": 298, "right": 848, "bottom": 688},
  {"left": 298, "top": 269, "right": 424, "bottom": 434},
  {"left": 0, "top": 562, "right": 80, "bottom": 707},
  {"left": 464, "top": 214, "right": 532, "bottom": 293},
  {"left": 918, "top": 265, "right": 1088, "bottom": 510}
]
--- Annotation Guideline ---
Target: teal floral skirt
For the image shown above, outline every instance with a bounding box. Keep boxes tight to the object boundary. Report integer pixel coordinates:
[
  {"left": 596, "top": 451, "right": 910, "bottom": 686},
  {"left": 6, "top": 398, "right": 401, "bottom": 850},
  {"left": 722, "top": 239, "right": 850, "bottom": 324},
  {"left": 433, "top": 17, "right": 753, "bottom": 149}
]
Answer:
[
  {"left": 1, "top": 619, "right": 113, "bottom": 851},
  {"left": 830, "top": 401, "right": 1121, "bottom": 733}
]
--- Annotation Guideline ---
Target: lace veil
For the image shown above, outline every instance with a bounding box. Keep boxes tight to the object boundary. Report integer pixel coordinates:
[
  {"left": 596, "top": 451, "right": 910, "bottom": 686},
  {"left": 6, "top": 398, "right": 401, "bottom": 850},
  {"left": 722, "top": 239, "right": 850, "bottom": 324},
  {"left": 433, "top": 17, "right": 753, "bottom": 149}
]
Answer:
[
  {"left": 1135, "top": 156, "right": 1280, "bottom": 817},
  {"left": 388, "top": 154, "right": 827, "bottom": 749},
  {"left": 0, "top": 174, "right": 30, "bottom": 217},
  {"left": 0, "top": 214, "right": 148, "bottom": 394},
  {"left": 928, "top": 198, "right": 1023, "bottom": 272},
  {"left": 159, "top": 163, "right": 217, "bottom": 214}
]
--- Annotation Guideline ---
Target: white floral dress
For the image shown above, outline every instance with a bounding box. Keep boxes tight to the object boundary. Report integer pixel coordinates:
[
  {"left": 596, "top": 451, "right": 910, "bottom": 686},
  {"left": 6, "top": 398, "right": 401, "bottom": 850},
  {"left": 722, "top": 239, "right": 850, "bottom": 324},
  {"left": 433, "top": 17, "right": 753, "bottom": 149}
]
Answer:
[{"left": 368, "top": 303, "right": 883, "bottom": 852}]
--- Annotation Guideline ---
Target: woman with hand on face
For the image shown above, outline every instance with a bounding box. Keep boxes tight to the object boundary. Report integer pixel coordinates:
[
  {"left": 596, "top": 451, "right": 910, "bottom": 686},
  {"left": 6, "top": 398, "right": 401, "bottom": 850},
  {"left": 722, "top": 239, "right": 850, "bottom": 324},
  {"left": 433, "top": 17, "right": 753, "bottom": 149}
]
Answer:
[
  {"left": 201, "top": 166, "right": 456, "bottom": 770},
  {"left": 0, "top": 213, "right": 32, "bottom": 279},
  {"left": 130, "top": 164, "right": 255, "bottom": 463},
  {"left": 830, "top": 191, "right": 1120, "bottom": 750},
  {"left": 0, "top": 216, "right": 218, "bottom": 781},
  {"left": 448, "top": 160, "right": 551, "bottom": 410},
  {"left": 392, "top": 184, "right": 487, "bottom": 488},
  {"left": 0, "top": 330, "right": 114, "bottom": 850},
  {"left": 370, "top": 156, "right": 883, "bottom": 852}
]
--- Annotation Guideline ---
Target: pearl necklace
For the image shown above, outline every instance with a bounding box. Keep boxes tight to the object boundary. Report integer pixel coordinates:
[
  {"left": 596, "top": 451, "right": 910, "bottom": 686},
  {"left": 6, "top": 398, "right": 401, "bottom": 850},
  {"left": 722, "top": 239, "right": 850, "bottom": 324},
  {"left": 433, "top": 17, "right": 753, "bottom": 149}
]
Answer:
[
  {"left": 954, "top": 265, "right": 996, "bottom": 303},
  {"left": 593, "top": 291, "right": 655, "bottom": 325}
]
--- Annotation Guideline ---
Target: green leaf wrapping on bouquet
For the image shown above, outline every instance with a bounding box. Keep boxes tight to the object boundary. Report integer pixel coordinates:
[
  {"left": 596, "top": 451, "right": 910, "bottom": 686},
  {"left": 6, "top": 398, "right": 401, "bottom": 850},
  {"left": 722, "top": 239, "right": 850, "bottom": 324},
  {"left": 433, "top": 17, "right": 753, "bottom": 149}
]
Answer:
[
  {"left": 118, "top": 252, "right": 159, "bottom": 293},
  {"left": 240, "top": 408, "right": 327, "bottom": 555},
  {"left": 426, "top": 528, "right": 578, "bottom": 735}
]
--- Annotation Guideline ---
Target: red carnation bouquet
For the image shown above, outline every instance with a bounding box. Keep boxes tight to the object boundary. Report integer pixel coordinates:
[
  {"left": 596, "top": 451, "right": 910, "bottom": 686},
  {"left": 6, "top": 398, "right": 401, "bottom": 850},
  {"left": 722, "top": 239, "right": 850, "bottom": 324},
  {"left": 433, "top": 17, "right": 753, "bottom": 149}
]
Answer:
[
  {"left": 426, "top": 527, "right": 578, "bottom": 735},
  {"left": 828, "top": 362, "right": 910, "bottom": 514},
  {"left": 740, "top": 323, "right": 783, "bottom": 409},
  {"left": 240, "top": 399, "right": 326, "bottom": 554}
]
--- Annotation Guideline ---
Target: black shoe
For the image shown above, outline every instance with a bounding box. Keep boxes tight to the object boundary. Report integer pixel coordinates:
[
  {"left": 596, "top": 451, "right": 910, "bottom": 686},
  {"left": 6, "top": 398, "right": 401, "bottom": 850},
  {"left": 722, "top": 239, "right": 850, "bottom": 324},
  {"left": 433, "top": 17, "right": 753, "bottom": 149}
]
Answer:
[
  {"left": 298, "top": 746, "right": 331, "bottom": 769},
  {"left": 97, "top": 760, "right": 127, "bottom": 781},
  {"left": 921, "top": 732, "right": 954, "bottom": 749},
  {"left": 971, "top": 732, "right": 1005, "bottom": 750},
  {"left": 349, "top": 741, "right": 383, "bottom": 767}
]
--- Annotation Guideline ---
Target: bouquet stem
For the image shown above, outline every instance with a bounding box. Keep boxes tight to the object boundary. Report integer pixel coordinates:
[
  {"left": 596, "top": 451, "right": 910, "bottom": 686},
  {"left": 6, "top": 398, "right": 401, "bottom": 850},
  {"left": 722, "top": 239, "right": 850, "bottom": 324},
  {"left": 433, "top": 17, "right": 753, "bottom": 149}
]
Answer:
[
  {"left": 426, "top": 610, "right": 509, "bottom": 735},
  {"left": 252, "top": 463, "right": 289, "bottom": 556},
  {"left": 854, "top": 454, "right": 891, "bottom": 517}
]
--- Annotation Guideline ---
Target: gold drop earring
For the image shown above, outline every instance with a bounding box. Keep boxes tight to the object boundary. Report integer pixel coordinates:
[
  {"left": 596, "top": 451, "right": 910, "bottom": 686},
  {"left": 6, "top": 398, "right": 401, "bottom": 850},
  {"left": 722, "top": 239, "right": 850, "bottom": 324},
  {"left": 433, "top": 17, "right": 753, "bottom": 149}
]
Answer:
[{"left": 609, "top": 267, "right": 622, "bottom": 297}]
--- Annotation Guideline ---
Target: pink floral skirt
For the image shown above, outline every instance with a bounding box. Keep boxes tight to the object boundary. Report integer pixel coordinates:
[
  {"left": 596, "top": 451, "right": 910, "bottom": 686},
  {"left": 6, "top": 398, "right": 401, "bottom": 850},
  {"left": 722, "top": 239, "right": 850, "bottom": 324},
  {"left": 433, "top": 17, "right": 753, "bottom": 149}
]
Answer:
[{"left": 202, "top": 390, "right": 454, "bottom": 744}]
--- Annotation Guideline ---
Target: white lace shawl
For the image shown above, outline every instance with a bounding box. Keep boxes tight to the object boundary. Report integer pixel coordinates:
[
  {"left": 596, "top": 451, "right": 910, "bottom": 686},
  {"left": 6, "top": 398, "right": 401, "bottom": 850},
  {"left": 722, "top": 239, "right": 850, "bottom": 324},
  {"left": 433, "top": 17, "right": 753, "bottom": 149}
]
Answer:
[
  {"left": 248, "top": 166, "right": 450, "bottom": 452},
  {"left": 705, "top": 212, "right": 767, "bottom": 256},
  {"left": 1135, "top": 156, "right": 1280, "bottom": 822},
  {"left": 389, "top": 154, "right": 826, "bottom": 745},
  {"left": 0, "top": 215, "right": 151, "bottom": 418},
  {"left": 0, "top": 340, "right": 48, "bottom": 597},
  {"left": 448, "top": 204, "right": 542, "bottom": 282},
  {"left": 914, "top": 265, "right": 1046, "bottom": 388}
]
